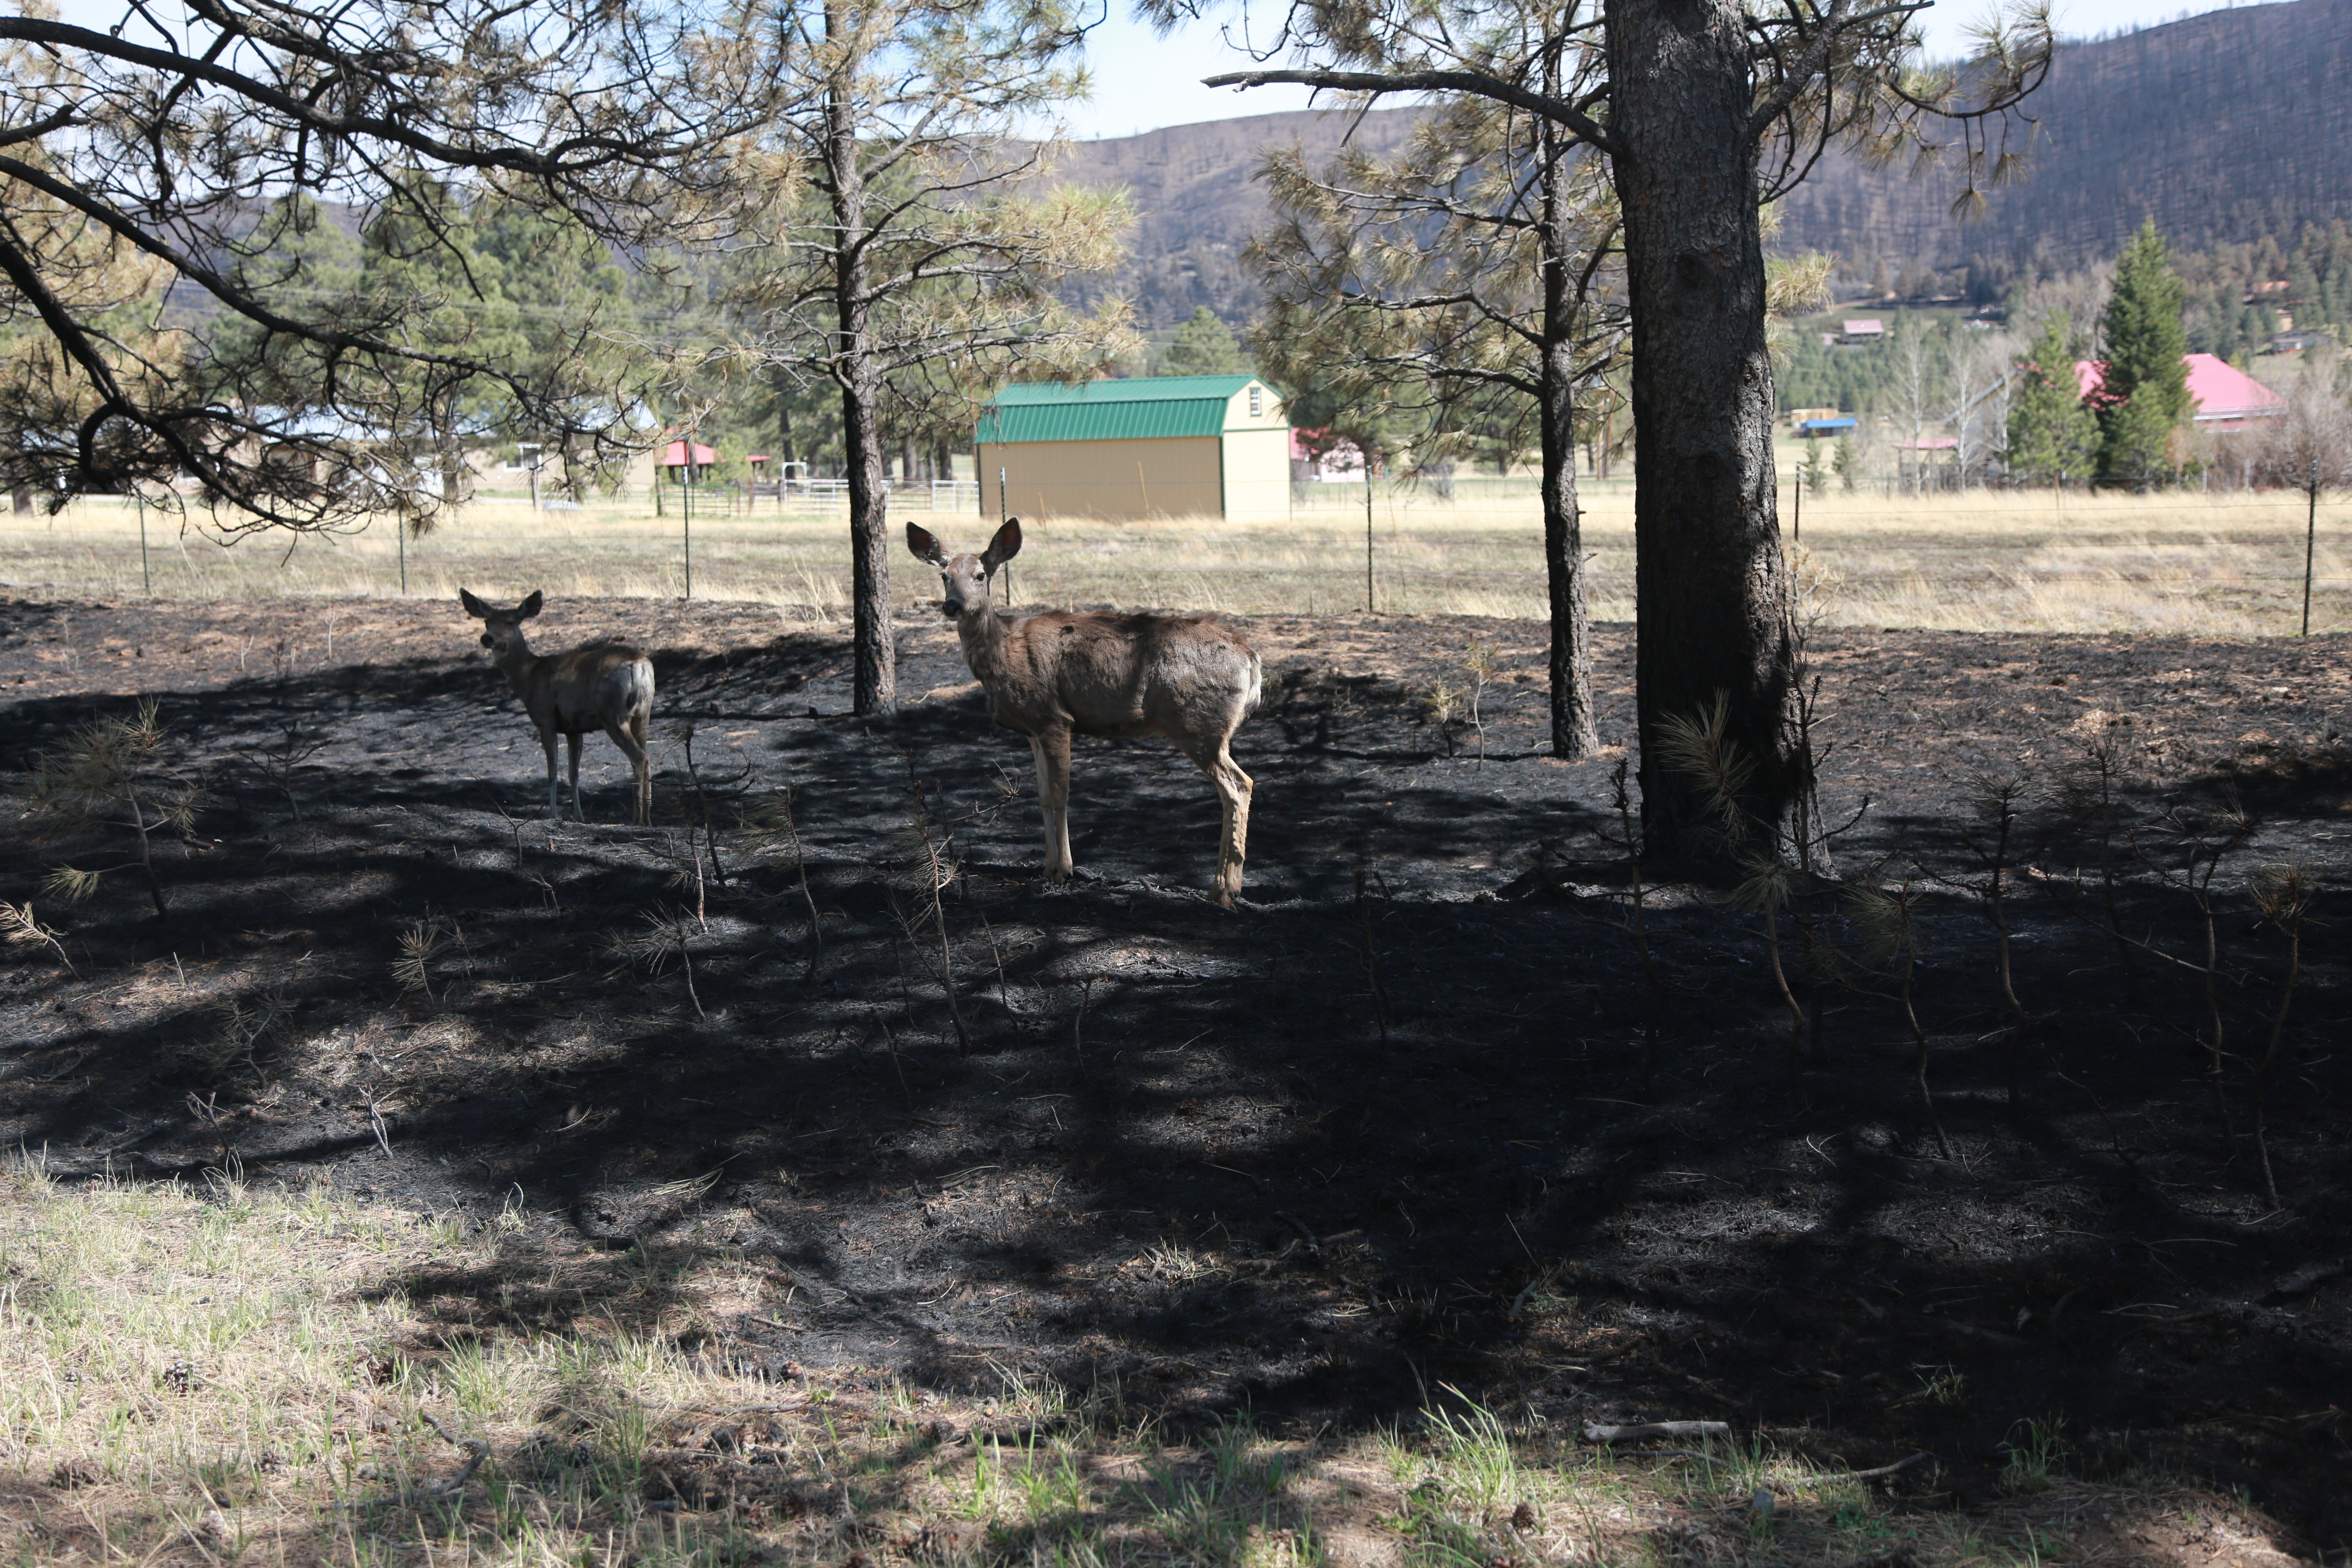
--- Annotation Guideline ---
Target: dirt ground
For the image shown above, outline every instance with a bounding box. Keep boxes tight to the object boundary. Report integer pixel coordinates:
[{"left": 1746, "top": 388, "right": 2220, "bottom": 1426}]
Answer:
[{"left": 3, "top": 595, "right": 2350, "bottom": 1556}]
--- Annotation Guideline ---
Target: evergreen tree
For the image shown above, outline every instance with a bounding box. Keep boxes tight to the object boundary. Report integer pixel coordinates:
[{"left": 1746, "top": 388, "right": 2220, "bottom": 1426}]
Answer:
[
  {"left": 475, "top": 200, "right": 648, "bottom": 499},
  {"left": 0, "top": 0, "right": 730, "bottom": 529},
  {"left": 2005, "top": 317, "right": 2099, "bottom": 484},
  {"left": 357, "top": 180, "right": 523, "bottom": 505},
  {"left": 1158, "top": 307, "right": 1250, "bottom": 376},
  {"left": 724, "top": 0, "right": 1132, "bottom": 716},
  {"left": 1250, "top": 74, "right": 1627, "bottom": 756},
  {"left": 1187, "top": 0, "right": 2049, "bottom": 861},
  {"left": 2096, "top": 219, "right": 2191, "bottom": 489}
]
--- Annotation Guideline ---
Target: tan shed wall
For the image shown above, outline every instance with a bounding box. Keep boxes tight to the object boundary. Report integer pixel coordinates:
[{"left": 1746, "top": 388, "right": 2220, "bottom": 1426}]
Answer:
[
  {"left": 978, "top": 436, "right": 1223, "bottom": 521},
  {"left": 1218, "top": 427, "right": 1293, "bottom": 522}
]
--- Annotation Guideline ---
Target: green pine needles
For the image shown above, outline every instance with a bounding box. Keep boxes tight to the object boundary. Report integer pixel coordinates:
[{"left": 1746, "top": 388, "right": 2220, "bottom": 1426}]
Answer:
[
  {"left": 28, "top": 697, "right": 198, "bottom": 920},
  {"left": 2005, "top": 316, "right": 2099, "bottom": 486},
  {"left": 2095, "top": 219, "right": 2192, "bottom": 489}
]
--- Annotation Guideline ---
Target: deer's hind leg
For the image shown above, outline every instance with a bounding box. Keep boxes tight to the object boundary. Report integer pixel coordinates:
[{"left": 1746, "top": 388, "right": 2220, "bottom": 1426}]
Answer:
[
  {"left": 566, "top": 732, "right": 586, "bottom": 822},
  {"left": 1179, "top": 733, "right": 1254, "bottom": 909},
  {"left": 604, "top": 714, "right": 652, "bottom": 826},
  {"left": 1031, "top": 726, "right": 1074, "bottom": 884}
]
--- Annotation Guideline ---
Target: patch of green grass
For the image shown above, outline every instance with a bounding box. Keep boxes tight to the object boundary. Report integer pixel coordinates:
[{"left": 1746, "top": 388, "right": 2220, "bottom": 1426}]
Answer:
[
  {"left": 2002, "top": 1417, "right": 2069, "bottom": 1494},
  {"left": 0, "top": 1154, "right": 2302, "bottom": 1568}
]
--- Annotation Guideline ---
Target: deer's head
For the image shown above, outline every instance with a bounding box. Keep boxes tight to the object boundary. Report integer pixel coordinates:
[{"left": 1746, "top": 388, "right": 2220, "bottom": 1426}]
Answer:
[
  {"left": 459, "top": 588, "right": 543, "bottom": 657},
  {"left": 906, "top": 519, "right": 1021, "bottom": 619}
]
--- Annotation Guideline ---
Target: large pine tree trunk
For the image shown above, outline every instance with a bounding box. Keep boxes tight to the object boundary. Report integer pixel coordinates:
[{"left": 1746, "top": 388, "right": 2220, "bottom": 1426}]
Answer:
[
  {"left": 1606, "top": 0, "right": 1804, "bottom": 859},
  {"left": 824, "top": 50, "right": 895, "bottom": 716},
  {"left": 1537, "top": 109, "right": 1599, "bottom": 760}
]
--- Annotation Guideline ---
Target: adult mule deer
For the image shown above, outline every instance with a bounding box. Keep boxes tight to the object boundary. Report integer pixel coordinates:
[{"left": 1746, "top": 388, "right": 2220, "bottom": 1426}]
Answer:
[
  {"left": 458, "top": 589, "right": 655, "bottom": 824},
  {"left": 906, "top": 519, "right": 1261, "bottom": 907}
]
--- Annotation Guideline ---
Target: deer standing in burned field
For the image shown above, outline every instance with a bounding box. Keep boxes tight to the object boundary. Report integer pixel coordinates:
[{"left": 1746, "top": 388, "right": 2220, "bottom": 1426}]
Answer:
[
  {"left": 906, "top": 519, "right": 1261, "bottom": 907},
  {"left": 459, "top": 589, "right": 654, "bottom": 824}
]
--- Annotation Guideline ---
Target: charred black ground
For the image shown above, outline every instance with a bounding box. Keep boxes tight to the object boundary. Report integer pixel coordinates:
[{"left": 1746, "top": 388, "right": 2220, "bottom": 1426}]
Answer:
[{"left": 3, "top": 598, "right": 2349, "bottom": 1551}]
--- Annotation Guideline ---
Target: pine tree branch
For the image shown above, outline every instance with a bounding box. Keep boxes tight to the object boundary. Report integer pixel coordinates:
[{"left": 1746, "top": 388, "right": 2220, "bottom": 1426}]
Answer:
[{"left": 1202, "top": 67, "right": 1618, "bottom": 156}]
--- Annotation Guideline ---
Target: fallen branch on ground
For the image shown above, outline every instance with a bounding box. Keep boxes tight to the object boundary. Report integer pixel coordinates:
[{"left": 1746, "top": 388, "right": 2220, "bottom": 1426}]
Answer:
[
  {"left": 1784, "top": 1451, "right": 1934, "bottom": 1487},
  {"left": 1583, "top": 1420, "right": 1731, "bottom": 1443},
  {"left": 419, "top": 1411, "right": 488, "bottom": 1497}
]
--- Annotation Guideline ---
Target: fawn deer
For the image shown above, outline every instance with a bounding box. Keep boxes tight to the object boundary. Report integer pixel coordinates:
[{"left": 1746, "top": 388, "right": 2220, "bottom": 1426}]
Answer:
[
  {"left": 459, "top": 589, "right": 655, "bottom": 824},
  {"left": 905, "top": 519, "right": 1261, "bottom": 907}
]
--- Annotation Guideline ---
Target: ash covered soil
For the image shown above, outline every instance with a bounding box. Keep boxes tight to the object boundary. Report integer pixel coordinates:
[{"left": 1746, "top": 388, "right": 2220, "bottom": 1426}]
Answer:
[{"left": 4, "top": 596, "right": 2352, "bottom": 1547}]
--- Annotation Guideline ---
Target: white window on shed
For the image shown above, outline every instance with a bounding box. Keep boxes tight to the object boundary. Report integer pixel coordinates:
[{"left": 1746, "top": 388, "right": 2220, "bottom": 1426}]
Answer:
[{"left": 1248, "top": 385, "right": 1263, "bottom": 417}]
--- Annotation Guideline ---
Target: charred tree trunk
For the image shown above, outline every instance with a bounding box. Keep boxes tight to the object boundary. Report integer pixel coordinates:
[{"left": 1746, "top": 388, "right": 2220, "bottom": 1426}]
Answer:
[
  {"left": 1606, "top": 0, "right": 1803, "bottom": 860},
  {"left": 823, "top": 23, "right": 895, "bottom": 716},
  {"left": 1536, "top": 94, "right": 1600, "bottom": 760}
]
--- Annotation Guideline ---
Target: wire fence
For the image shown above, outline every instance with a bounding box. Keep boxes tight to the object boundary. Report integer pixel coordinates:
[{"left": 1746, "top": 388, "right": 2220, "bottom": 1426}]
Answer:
[
  {"left": 683, "top": 477, "right": 980, "bottom": 513},
  {"left": 7, "top": 485, "right": 2350, "bottom": 637}
]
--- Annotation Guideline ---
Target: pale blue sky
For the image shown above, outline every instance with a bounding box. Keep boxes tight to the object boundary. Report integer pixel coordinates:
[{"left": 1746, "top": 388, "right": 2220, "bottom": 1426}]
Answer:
[{"left": 1056, "top": 0, "right": 2292, "bottom": 139}]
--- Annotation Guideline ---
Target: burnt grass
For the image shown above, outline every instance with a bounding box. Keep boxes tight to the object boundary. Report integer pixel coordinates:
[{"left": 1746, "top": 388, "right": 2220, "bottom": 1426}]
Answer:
[{"left": 4, "top": 597, "right": 2352, "bottom": 1549}]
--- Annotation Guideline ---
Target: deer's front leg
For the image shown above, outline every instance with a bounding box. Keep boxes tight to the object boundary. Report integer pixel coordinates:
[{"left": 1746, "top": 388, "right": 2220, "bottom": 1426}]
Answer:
[
  {"left": 540, "top": 728, "right": 561, "bottom": 818},
  {"left": 1031, "top": 727, "right": 1074, "bottom": 883},
  {"left": 1213, "top": 751, "right": 1253, "bottom": 909},
  {"left": 566, "top": 732, "right": 585, "bottom": 822}
]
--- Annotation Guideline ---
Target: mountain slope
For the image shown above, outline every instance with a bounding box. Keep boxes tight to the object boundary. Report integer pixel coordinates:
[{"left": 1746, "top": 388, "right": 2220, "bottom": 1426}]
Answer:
[
  {"left": 1068, "top": 0, "right": 2352, "bottom": 320},
  {"left": 1725, "top": 0, "right": 2350, "bottom": 271},
  {"left": 1048, "top": 107, "right": 1423, "bottom": 329}
]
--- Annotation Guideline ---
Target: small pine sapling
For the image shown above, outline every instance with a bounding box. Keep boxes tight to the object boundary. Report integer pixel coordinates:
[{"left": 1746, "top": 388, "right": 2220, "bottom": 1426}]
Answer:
[
  {"left": 239, "top": 718, "right": 327, "bottom": 822},
  {"left": 31, "top": 698, "right": 198, "bottom": 919},
  {"left": 604, "top": 906, "right": 705, "bottom": 1020},
  {"left": 1425, "top": 681, "right": 1461, "bottom": 757},
  {"left": 1780, "top": 568, "right": 1856, "bottom": 1060},
  {"left": 2248, "top": 862, "right": 2314, "bottom": 1207},
  {"left": 664, "top": 829, "right": 710, "bottom": 932},
  {"left": 744, "top": 787, "right": 824, "bottom": 982},
  {"left": 895, "top": 755, "right": 969, "bottom": 1054},
  {"left": 2133, "top": 796, "right": 2253, "bottom": 1137},
  {"left": 2055, "top": 731, "right": 2136, "bottom": 976},
  {"left": 1956, "top": 773, "right": 2039, "bottom": 1109},
  {"left": 672, "top": 719, "right": 751, "bottom": 901},
  {"left": 392, "top": 914, "right": 462, "bottom": 1004},
  {"left": 0, "top": 901, "right": 77, "bottom": 977},
  {"left": 1655, "top": 696, "right": 1806, "bottom": 1082},
  {"left": 1463, "top": 639, "right": 1495, "bottom": 766},
  {"left": 1606, "top": 755, "right": 1665, "bottom": 1087},
  {"left": 1353, "top": 866, "right": 1392, "bottom": 1045},
  {"left": 1846, "top": 869, "right": 1950, "bottom": 1158},
  {"left": 190, "top": 994, "right": 288, "bottom": 1076}
]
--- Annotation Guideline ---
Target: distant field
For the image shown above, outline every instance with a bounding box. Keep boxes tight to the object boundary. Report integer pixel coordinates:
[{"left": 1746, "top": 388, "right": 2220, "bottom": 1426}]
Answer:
[{"left": 2, "top": 478, "right": 2345, "bottom": 637}]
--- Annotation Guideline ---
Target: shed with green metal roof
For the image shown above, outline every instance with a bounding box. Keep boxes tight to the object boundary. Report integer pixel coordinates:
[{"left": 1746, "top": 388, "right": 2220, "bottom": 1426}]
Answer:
[{"left": 974, "top": 374, "right": 1290, "bottom": 521}]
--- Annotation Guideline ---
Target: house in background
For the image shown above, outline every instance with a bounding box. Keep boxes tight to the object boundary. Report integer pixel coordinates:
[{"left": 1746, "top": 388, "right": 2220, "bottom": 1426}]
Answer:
[
  {"left": 974, "top": 375, "right": 1291, "bottom": 521},
  {"left": 2073, "top": 353, "right": 2287, "bottom": 431},
  {"left": 1290, "top": 428, "right": 1366, "bottom": 482},
  {"left": 1838, "top": 319, "right": 1885, "bottom": 345}
]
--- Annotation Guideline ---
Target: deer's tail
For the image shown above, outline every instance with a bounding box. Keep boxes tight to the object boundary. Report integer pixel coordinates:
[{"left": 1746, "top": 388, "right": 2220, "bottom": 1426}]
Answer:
[{"left": 613, "top": 655, "right": 656, "bottom": 732}]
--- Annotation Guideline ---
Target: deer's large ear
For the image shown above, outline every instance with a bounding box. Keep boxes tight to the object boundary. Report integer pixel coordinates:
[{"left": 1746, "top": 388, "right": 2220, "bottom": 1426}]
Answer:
[
  {"left": 518, "top": 591, "right": 543, "bottom": 619},
  {"left": 905, "top": 523, "right": 946, "bottom": 565},
  {"left": 981, "top": 517, "right": 1022, "bottom": 572},
  {"left": 459, "top": 588, "right": 492, "bottom": 619}
]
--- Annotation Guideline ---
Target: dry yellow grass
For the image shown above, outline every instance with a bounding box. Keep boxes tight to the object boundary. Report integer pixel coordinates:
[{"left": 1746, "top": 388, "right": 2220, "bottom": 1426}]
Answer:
[
  {"left": 2, "top": 480, "right": 2346, "bottom": 636},
  {"left": 0, "top": 1155, "right": 2306, "bottom": 1568}
]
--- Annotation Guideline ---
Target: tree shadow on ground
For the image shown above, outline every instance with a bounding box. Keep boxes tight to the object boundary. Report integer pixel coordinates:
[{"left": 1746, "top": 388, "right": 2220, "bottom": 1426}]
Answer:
[{"left": 2, "top": 612, "right": 2350, "bottom": 1546}]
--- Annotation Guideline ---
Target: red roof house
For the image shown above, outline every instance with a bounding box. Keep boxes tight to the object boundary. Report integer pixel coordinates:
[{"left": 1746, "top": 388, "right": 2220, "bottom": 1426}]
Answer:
[{"left": 2072, "top": 354, "right": 2286, "bottom": 428}]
